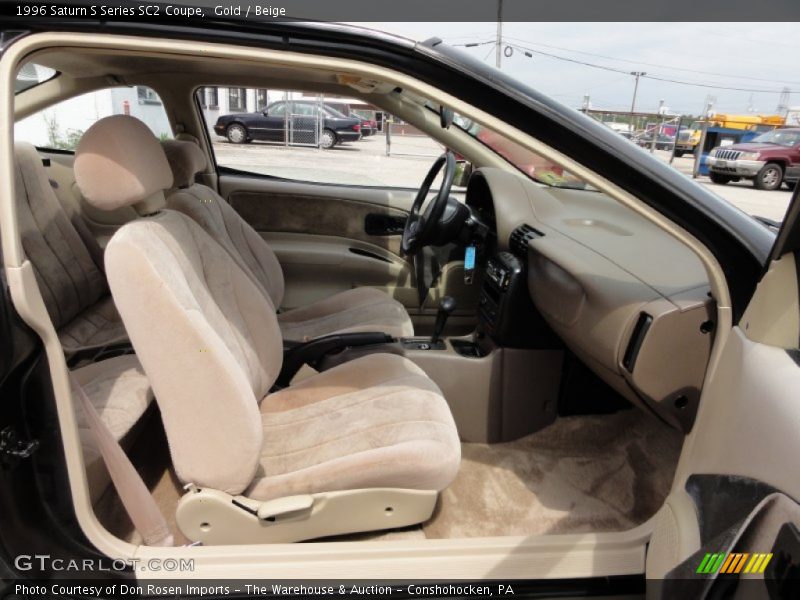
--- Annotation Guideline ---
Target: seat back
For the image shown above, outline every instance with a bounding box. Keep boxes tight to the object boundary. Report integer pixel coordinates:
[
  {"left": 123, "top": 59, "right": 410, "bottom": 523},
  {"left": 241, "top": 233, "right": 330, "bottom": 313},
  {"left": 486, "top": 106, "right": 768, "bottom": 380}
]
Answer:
[
  {"left": 75, "top": 116, "right": 284, "bottom": 495},
  {"left": 161, "top": 140, "right": 285, "bottom": 308},
  {"left": 13, "top": 142, "right": 107, "bottom": 329}
]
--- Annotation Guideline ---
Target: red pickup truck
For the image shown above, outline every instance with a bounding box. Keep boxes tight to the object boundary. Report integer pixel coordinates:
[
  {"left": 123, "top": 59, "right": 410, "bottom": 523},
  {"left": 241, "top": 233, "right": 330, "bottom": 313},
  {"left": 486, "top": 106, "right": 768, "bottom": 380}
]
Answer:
[{"left": 706, "top": 128, "right": 800, "bottom": 191}]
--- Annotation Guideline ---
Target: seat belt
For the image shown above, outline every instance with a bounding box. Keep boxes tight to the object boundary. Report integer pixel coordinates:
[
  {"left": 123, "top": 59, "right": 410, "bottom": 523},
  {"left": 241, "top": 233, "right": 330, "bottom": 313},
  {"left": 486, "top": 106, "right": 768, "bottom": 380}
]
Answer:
[{"left": 69, "top": 373, "right": 174, "bottom": 547}]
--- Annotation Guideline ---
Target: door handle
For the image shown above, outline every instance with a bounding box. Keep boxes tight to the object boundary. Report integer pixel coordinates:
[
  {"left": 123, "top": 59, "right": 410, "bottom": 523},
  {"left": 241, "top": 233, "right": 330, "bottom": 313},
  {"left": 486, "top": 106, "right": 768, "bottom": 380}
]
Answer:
[{"left": 365, "top": 213, "right": 406, "bottom": 236}]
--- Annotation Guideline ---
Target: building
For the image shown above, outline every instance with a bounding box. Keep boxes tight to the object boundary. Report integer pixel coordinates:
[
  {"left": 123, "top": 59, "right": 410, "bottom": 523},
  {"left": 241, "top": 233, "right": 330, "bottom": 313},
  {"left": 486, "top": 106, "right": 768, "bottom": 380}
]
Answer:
[{"left": 15, "top": 81, "right": 172, "bottom": 149}]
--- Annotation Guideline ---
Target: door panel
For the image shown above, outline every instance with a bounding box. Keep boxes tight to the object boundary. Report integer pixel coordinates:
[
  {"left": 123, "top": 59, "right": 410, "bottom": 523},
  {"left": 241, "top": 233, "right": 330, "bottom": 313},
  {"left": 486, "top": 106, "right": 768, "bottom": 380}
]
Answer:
[
  {"left": 647, "top": 194, "right": 800, "bottom": 582},
  {"left": 226, "top": 185, "right": 410, "bottom": 257},
  {"left": 263, "top": 232, "right": 416, "bottom": 311},
  {"left": 219, "top": 174, "right": 422, "bottom": 309},
  {"left": 219, "top": 174, "right": 480, "bottom": 334}
]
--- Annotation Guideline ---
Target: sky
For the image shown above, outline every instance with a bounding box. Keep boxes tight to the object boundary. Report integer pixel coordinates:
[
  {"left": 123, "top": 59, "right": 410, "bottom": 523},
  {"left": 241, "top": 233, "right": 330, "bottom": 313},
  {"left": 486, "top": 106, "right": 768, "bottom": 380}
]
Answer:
[{"left": 357, "top": 22, "right": 799, "bottom": 117}]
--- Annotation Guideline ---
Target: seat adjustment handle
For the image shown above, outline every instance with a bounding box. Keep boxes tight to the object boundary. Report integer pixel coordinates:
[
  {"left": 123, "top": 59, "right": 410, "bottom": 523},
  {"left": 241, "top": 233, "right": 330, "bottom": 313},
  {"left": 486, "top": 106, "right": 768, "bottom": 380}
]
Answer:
[{"left": 257, "top": 494, "right": 315, "bottom": 522}]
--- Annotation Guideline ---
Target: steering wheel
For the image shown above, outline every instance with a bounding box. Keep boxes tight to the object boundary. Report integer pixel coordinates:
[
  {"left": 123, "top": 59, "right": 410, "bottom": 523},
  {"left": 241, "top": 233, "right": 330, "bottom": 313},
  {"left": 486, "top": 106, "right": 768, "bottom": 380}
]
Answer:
[{"left": 401, "top": 151, "right": 457, "bottom": 256}]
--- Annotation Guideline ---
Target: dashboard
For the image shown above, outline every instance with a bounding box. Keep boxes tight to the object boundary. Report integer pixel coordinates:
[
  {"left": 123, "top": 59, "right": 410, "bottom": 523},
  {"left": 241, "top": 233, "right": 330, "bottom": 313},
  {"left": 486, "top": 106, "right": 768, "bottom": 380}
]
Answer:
[{"left": 465, "top": 168, "right": 715, "bottom": 431}]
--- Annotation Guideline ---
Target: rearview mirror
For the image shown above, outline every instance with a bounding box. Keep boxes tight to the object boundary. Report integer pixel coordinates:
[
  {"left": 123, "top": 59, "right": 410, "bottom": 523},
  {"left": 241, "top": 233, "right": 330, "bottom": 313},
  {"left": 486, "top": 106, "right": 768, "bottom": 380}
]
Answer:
[{"left": 440, "top": 106, "right": 454, "bottom": 130}]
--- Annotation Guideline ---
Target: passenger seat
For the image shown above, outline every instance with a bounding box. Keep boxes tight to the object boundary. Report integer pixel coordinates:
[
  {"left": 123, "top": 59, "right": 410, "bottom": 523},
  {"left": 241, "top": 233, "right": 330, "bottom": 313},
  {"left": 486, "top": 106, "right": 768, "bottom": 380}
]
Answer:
[
  {"left": 14, "top": 141, "right": 153, "bottom": 501},
  {"left": 160, "top": 139, "right": 415, "bottom": 341}
]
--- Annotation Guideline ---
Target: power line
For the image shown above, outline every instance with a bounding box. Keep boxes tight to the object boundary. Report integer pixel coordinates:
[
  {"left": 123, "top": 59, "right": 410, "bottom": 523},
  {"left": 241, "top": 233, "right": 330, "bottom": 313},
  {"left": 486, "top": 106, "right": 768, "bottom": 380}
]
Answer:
[
  {"left": 481, "top": 42, "right": 497, "bottom": 63},
  {"left": 499, "top": 35, "right": 800, "bottom": 86},
  {"left": 498, "top": 41, "right": 796, "bottom": 94},
  {"left": 454, "top": 37, "right": 799, "bottom": 92}
]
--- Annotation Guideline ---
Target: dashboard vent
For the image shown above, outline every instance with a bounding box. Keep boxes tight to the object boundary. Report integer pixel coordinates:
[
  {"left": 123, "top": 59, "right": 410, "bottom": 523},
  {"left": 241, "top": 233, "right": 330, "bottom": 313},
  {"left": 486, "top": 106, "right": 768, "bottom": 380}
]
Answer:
[
  {"left": 622, "top": 312, "right": 653, "bottom": 372},
  {"left": 509, "top": 224, "right": 543, "bottom": 257}
]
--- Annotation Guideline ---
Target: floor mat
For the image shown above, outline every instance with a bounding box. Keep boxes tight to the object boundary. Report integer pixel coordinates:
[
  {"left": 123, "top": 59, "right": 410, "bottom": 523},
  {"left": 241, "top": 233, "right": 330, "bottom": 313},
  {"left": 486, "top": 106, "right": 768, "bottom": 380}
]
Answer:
[
  {"left": 95, "top": 408, "right": 682, "bottom": 543},
  {"left": 423, "top": 409, "right": 684, "bottom": 538}
]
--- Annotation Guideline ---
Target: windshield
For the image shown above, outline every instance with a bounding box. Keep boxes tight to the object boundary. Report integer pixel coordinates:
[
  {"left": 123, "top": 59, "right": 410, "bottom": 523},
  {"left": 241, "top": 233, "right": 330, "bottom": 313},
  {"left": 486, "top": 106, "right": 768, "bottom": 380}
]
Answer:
[
  {"left": 752, "top": 129, "right": 800, "bottom": 147},
  {"left": 450, "top": 112, "right": 587, "bottom": 189}
]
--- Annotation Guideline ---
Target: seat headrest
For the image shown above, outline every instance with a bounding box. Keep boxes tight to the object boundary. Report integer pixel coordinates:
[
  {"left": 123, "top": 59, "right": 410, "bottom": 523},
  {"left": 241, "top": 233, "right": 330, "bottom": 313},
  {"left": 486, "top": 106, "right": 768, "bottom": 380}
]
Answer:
[
  {"left": 161, "top": 139, "right": 207, "bottom": 189},
  {"left": 74, "top": 115, "right": 173, "bottom": 213}
]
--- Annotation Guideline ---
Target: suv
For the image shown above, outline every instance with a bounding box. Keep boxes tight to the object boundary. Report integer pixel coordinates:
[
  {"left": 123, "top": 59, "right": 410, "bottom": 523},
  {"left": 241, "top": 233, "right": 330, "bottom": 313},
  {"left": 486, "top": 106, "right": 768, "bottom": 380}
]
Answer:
[{"left": 707, "top": 128, "right": 800, "bottom": 190}]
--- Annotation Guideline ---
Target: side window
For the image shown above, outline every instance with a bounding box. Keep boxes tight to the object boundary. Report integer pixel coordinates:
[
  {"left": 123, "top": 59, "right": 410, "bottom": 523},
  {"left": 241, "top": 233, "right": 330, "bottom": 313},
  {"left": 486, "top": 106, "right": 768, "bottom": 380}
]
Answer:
[
  {"left": 198, "top": 87, "right": 449, "bottom": 188},
  {"left": 14, "top": 86, "right": 171, "bottom": 151},
  {"left": 228, "top": 88, "right": 246, "bottom": 111}
]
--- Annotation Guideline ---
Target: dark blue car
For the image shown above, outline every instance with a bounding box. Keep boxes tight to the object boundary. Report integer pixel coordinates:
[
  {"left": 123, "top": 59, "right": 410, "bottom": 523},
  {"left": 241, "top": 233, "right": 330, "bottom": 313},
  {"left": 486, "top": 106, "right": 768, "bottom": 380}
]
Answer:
[{"left": 213, "top": 99, "right": 362, "bottom": 148}]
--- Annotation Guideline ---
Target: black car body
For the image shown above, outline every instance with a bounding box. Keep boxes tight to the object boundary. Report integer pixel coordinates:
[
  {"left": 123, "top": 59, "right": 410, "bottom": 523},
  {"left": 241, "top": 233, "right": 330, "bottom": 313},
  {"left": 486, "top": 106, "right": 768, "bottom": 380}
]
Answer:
[
  {"left": 213, "top": 100, "right": 361, "bottom": 148},
  {"left": 319, "top": 100, "right": 377, "bottom": 136}
]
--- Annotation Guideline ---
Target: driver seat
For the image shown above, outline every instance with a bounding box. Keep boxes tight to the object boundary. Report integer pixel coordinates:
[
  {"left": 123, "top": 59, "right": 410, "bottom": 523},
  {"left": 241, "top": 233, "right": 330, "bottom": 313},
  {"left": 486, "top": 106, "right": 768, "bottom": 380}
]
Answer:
[{"left": 160, "top": 138, "right": 413, "bottom": 341}]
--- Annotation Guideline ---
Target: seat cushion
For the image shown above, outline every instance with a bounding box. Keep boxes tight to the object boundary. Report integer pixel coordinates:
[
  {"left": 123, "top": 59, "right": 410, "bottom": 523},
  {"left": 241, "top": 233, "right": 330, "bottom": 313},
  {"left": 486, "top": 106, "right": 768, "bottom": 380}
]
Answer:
[
  {"left": 71, "top": 354, "right": 154, "bottom": 501},
  {"left": 277, "top": 288, "right": 414, "bottom": 341},
  {"left": 248, "top": 353, "right": 460, "bottom": 501},
  {"left": 58, "top": 296, "right": 129, "bottom": 354}
]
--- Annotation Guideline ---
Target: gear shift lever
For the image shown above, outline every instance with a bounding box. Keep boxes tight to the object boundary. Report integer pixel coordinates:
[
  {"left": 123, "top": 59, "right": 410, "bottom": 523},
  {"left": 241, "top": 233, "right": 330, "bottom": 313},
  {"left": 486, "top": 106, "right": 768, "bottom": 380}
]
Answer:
[{"left": 431, "top": 296, "right": 456, "bottom": 345}]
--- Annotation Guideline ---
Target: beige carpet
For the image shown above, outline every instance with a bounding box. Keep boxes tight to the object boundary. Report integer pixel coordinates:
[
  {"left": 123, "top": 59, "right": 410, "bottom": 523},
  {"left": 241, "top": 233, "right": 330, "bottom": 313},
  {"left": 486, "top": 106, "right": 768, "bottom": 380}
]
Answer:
[
  {"left": 423, "top": 409, "right": 684, "bottom": 538},
  {"left": 95, "top": 408, "right": 682, "bottom": 543}
]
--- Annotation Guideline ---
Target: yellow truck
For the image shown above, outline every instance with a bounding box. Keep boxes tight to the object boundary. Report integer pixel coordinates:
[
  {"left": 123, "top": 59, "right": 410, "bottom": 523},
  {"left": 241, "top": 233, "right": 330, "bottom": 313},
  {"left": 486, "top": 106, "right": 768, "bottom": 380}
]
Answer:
[{"left": 674, "top": 113, "right": 787, "bottom": 157}]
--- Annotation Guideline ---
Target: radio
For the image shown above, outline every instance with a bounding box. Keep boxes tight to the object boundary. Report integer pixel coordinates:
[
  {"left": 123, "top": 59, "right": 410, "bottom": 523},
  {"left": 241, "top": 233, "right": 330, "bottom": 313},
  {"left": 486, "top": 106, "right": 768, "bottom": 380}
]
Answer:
[
  {"left": 485, "top": 259, "right": 511, "bottom": 290},
  {"left": 478, "top": 252, "right": 557, "bottom": 348}
]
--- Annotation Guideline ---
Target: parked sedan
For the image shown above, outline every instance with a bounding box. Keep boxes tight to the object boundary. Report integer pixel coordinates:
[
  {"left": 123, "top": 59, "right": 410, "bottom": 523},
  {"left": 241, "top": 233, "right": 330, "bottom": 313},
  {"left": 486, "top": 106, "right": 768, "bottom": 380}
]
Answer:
[{"left": 213, "top": 100, "right": 361, "bottom": 148}]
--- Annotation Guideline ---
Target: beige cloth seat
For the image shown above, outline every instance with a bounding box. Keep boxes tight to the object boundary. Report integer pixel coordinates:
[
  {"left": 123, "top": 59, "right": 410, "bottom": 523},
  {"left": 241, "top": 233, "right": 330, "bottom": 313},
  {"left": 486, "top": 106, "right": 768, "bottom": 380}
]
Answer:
[
  {"left": 13, "top": 142, "right": 128, "bottom": 353},
  {"left": 74, "top": 116, "right": 459, "bottom": 540},
  {"left": 14, "top": 142, "right": 153, "bottom": 500},
  {"left": 161, "top": 139, "right": 414, "bottom": 341},
  {"left": 71, "top": 354, "right": 154, "bottom": 502}
]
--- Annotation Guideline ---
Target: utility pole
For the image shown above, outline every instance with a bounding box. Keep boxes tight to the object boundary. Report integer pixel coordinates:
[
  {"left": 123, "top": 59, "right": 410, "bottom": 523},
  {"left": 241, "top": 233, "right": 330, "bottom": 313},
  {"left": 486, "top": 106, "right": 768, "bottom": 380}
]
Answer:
[
  {"left": 495, "top": 0, "right": 503, "bottom": 68},
  {"left": 629, "top": 71, "right": 646, "bottom": 113},
  {"left": 629, "top": 71, "right": 646, "bottom": 132}
]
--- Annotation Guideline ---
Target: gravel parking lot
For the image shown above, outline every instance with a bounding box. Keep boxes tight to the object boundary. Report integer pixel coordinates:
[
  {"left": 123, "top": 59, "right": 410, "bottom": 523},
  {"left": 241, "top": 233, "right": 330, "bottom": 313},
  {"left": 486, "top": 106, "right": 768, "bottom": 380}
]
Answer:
[{"left": 212, "top": 134, "right": 793, "bottom": 223}]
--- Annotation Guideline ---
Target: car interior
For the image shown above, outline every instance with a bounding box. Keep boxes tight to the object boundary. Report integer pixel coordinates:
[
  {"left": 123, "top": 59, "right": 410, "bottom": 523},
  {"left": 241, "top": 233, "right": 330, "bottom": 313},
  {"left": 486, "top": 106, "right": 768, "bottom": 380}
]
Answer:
[{"left": 7, "top": 38, "right": 721, "bottom": 560}]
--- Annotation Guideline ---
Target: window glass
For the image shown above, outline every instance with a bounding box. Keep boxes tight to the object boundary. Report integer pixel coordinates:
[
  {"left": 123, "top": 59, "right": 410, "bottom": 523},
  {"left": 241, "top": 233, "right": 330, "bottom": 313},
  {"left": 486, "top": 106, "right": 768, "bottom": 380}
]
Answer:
[
  {"left": 269, "top": 102, "right": 286, "bottom": 116},
  {"left": 199, "top": 87, "right": 450, "bottom": 188},
  {"left": 290, "top": 102, "right": 315, "bottom": 116},
  {"left": 15, "top": 62, "right": 57, "bottom": 94},
  {"left": 15, "top": 86, "right": 172, "bottom": 151},
  {"left": 751, "top": 129, "right": 800, "bottom": 147},
  {"left": 199, "top": 86, "right": 219, "bottom": 109},
  {"left": 447, "top": 109, "right": 587, "bottom": 189},
  {"left": 228, "top": 88, "right": 246, "bottom": 111},
  {"left": 256, "top": 89, "right": 268, "bottom": 111}
]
